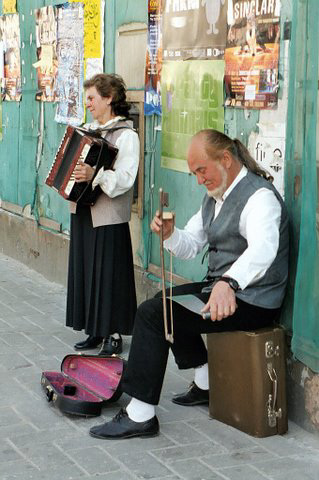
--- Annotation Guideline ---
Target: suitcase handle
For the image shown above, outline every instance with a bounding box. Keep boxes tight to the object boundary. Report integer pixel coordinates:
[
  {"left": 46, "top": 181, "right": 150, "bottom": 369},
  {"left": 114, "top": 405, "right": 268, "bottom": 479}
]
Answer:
[
  {"left": 46, "top": 385, "right": 54, "bottom": 402},
  {"left": 267, "top": 363, "right": 282, "bottom": 427}
]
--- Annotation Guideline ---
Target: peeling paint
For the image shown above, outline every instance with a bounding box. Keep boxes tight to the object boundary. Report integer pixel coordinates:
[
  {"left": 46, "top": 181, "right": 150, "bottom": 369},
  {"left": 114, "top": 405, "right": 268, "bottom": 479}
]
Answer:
[
  {"left": 305, "top": 376, "right": 319, "bottom": 429},
  {"left": 300, "top": 366, "right": 311, "bottom": 387}
]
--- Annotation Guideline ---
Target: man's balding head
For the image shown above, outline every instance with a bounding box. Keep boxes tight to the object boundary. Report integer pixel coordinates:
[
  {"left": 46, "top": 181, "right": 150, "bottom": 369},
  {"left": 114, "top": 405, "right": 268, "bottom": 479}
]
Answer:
[{"left": 187, "top": 130, "right": 242, "bottom": 198}]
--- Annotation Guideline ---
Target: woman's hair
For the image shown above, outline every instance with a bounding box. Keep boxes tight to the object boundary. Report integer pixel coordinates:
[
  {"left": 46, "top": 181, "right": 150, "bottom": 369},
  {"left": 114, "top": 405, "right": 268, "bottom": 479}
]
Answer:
[
  {"left": 198, "top": 129, "right": 273, "bottom": 182},
  {"left": 83, "top": 73, "right": 130, "bottom": 117}
]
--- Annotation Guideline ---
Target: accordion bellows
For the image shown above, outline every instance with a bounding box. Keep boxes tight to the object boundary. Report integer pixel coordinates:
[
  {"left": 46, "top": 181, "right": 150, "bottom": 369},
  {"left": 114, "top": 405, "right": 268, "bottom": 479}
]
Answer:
[{"left": 46, "top": 126, "right": 118, "bottom": 206}]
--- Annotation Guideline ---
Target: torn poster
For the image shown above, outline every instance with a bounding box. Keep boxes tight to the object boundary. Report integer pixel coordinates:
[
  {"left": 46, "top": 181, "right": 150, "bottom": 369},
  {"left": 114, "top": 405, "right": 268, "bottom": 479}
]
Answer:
[
  {"left": 33, "top": 6, "right": 58, "bottom": 102},
  {"left": 0, "top": 13, "right": 21, "bottom": 101},
  {"left": 162, "top": 0, "right": 227, "bottom": 61},
  {"left": 3, "top": 0, "right": 17, "bottom": 15},
  {"left": 248, "top": 131, "right": 285, "bottom": 197},
  {"left": 54, "top": 3, "right": 85, "bottom": 126}
]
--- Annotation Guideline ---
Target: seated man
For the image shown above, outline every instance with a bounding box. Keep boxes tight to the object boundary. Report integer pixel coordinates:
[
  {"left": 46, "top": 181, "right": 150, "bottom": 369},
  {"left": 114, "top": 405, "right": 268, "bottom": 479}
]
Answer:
[{"left": 89, "top": 128, "right": 289, "bottom": 440}]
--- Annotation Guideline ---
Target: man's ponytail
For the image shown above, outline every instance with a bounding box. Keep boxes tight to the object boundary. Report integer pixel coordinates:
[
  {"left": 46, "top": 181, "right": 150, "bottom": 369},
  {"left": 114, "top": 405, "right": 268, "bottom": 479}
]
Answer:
[{"left": 233, "top": 138, "right": 273, "bottom": 182}]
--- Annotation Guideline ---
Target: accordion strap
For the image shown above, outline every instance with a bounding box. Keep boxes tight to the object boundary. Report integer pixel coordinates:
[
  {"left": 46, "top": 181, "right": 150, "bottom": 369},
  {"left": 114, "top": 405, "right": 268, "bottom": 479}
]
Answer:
[
  {"left": 87, "top": 121, "right": 136, "bottom": 137},
  {"left": 99, "top": 125, "right": 135, "bottom": 133}
]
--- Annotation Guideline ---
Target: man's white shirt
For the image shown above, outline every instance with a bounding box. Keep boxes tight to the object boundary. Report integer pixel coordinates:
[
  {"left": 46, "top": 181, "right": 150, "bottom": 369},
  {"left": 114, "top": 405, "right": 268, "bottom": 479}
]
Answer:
[{"left": 164, "top": 167, "right": 282, "bottom": 290}]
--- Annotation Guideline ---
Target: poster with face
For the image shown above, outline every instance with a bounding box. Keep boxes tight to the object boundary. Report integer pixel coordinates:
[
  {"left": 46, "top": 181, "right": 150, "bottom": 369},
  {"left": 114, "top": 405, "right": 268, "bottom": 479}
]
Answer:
[
  {"left": 0, "top": 13, "right": 21, "bottom": 101},
  {"left": 225, "top": 0, "right": 281, "bottom": 109},
  {"left": 248, "top": 132, "right": 285, "bottom": 196},
  {"left": 162, "top": 0, "right": 227, "bottom": 61}
]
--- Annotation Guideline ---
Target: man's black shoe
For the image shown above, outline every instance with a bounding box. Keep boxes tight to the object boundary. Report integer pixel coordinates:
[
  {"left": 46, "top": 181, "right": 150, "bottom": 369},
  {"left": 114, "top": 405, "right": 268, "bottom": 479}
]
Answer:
[
  {"left": 98, "top": 335, "right": 122, "bottom": 355},
  {"left": 74, "top": 336, "right": 103, "bottom": 351},
  {"left": 89, "top": 408, "right": 160, "bottom": 439},
  {"left": 172, "top": 381, "right": 209, "bottom": 406}
]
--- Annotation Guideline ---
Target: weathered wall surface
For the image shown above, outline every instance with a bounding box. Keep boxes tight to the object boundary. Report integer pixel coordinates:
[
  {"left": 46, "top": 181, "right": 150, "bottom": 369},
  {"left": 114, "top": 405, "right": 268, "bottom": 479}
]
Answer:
[
  {"left": 0, "top": 0, "right": 293, "bottom": 281},
  {"left": 0, "top": 207, "right": 69, "bottom": 286},
  {"left": 287, "top": 342, "right": 319, "bottom": 434}
]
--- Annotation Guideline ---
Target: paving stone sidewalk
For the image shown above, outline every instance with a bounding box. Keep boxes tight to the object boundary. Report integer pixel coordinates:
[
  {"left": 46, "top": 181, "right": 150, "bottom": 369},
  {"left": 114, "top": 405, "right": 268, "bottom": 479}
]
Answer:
[{"left": 0, "top": 252, "right": 319, "bottom": 480}]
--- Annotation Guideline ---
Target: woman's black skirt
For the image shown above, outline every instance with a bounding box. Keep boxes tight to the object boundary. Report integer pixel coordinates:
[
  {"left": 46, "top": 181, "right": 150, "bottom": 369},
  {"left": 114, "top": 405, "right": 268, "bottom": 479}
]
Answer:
[{"left": 66, "top": 204, "right": 137, "bottom": 337}]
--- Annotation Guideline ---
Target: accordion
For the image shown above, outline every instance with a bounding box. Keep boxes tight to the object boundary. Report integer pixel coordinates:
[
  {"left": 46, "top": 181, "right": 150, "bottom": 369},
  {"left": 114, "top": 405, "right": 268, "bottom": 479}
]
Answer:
[{"left": 46, "top": 125, "right": 118, "bottom": 206}]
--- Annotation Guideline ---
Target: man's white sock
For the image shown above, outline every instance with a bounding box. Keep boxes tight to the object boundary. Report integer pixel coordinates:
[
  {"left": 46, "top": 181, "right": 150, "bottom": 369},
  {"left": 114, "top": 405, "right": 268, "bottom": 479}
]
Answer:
[
  {"left": 126, "top": 397, "right": 155, "bottom": 422},
  {"left": 194, "top": 363, "right": 209, "bottom": 390}
]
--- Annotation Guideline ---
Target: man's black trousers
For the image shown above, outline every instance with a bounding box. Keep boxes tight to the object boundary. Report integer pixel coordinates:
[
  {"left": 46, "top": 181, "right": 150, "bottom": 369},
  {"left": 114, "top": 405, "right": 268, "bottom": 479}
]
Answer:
[{"left": 121, "top": 282, "right": 280, "bottom": 405}]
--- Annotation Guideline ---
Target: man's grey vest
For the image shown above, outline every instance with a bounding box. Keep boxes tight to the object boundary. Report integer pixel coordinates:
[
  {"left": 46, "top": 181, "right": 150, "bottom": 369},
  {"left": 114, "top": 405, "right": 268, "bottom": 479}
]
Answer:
[
  {"left": 70, "top": 119, "right": 135, "bottom": 228},
  {"left": 201, "top": 171, "right": 289, "bottom": 309}
]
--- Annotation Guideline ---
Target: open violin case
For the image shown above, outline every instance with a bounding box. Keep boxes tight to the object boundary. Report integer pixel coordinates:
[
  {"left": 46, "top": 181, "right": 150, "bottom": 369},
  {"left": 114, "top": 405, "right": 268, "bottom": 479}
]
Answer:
[{"left": 41, "top": 354, "right": 124, "bottom": 417}]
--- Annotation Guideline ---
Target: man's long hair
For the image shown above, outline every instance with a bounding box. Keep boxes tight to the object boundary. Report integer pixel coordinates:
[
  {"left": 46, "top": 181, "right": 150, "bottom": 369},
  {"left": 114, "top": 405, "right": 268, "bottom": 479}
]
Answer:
[{"left": 198, "top": 129, "right": 273, "bottom": 182}]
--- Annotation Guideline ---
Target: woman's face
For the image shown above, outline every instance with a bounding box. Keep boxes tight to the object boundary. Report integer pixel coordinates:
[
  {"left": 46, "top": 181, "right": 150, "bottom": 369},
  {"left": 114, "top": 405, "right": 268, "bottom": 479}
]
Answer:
[{"left": 85, "top": 85, "right": 112, "bottom": 124}]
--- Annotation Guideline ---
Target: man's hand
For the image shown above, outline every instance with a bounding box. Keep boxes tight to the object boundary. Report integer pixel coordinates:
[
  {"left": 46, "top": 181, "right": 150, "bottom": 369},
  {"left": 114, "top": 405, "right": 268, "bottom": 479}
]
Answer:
[
  {"left": 201, "top": 281, "right": 237, "bottom": 321},
  {"left": 150, "top": 210, "right": 175, "bottom": 240},
  {"left": 74, "top": 162, "right": 95, "bottom": 183}
]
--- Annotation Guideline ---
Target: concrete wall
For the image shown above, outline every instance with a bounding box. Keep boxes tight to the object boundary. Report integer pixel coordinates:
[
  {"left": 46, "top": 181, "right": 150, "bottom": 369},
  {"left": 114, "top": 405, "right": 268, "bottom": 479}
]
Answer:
[
  {"left": 0, "top": 206, "right": 69, "bottom": 286},
  {"left": 286, "top": 338, "right": 319, "bottom": 435}
]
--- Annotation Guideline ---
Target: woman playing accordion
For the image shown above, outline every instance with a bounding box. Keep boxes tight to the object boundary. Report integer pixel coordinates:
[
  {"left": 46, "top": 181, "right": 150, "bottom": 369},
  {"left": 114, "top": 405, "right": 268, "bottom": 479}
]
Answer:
[{"left": 66, "top": 73, "right": 139, "bottom": 355}]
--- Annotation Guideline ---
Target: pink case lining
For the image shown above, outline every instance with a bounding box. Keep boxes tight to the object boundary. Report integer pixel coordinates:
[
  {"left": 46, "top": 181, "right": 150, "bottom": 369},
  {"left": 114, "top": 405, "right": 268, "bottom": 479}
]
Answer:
[{"left": 43, "top": 355, "right": 123, "bottom": 403}]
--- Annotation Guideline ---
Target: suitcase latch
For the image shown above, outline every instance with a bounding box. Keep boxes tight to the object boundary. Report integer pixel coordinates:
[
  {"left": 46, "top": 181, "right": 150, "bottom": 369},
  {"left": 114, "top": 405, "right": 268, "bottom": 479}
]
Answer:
[
  {"left": 267, "top": 363, "right": 282, "bottom": 427},
  {"left": 46, "top": 385, "right": 54, "bottom": 402},
  {"left": 265, "top": 341, "right": 280, "bottom": 359}
]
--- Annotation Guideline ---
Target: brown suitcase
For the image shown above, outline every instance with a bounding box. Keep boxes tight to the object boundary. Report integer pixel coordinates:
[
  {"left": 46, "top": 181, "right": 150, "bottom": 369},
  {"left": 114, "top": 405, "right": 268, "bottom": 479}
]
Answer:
[{"left": 207, "top": 326, "right": 288, "bottom": 437}]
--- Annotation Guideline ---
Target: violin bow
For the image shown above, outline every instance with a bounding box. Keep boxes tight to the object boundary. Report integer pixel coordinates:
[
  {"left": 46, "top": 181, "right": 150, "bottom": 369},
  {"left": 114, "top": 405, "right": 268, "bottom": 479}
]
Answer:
[{"left": 159, "top": 188, "right": 174, "bottom": 343}]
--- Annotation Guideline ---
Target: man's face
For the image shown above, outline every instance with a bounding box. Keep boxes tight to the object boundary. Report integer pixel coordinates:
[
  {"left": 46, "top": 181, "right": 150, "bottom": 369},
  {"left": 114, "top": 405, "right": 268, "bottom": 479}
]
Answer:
[
  {"left": 187, "top": 136, "right": 228, "bottom": 199},
  {"left": 85, "top": 86, "right": 111, "bottom": 123}
]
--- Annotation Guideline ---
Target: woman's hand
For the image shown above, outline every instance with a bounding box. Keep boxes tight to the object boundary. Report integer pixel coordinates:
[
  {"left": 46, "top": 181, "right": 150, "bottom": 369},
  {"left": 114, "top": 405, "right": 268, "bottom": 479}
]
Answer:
[
  {"left": 74, "top": 162, "right": 95, "bottom": 183},
  {"left": 201, "top": 281, "right": 237, "bottom": 321},
  {"left": 150, "top": 210, "right": 175, "bottom": 240}
]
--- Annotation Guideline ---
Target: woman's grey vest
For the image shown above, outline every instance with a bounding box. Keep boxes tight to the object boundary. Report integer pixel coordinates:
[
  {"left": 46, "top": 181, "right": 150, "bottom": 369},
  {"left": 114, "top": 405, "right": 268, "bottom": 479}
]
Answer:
[
  {"left": 201, "top": 171, "right": 289, "bottom": 308},
  {"left": 70, "top": 119, "right": 135, "bottom": 227}
]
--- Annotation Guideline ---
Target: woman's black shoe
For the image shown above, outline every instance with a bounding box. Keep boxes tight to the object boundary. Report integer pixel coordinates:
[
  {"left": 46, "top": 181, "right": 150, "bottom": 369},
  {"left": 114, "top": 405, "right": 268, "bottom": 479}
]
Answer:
[
  {"left": 98, "top": 335, "right": 122, "bottom": 355},
  {"left": 74, "top": 336, "right": 103, "bottom": 351}
]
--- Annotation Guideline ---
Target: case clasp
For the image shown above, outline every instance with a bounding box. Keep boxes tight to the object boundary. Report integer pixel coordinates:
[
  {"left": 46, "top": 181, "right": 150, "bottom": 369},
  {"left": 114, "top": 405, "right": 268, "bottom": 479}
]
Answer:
[
  {"left": 46, "top": 385, "right": 54, "bottom": 402},
  {"left": 265, "top": 341, "right": 280, "bottom": 359}
]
